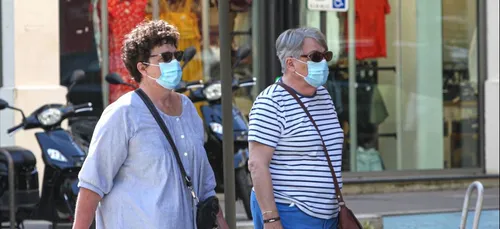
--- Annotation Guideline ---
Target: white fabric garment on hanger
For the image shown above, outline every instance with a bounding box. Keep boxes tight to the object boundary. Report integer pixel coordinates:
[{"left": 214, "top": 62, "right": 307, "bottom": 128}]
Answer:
[
  {"left": 305, "top": 11, "right": 341, "bottom": 63},
  {"left": 468, "top": 28, "right": 478, "bottom": 94}
]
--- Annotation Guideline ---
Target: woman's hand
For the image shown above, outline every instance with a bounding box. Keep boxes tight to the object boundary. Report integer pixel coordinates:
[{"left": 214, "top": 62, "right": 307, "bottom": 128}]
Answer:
[{"left": 216, "top": 208, "right": 230, "bottom": 229}]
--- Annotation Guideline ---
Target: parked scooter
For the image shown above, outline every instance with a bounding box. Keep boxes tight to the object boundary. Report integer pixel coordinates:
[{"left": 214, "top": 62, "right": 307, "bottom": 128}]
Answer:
[
  {"left": 0, "top": 74, "right": 92, "bottom": 228},
  {"left": 106, "top": 45, "right": 255, "bottom": 219},
  {"left": 66, "top": 70, "right": 99, "bottom": 155}
]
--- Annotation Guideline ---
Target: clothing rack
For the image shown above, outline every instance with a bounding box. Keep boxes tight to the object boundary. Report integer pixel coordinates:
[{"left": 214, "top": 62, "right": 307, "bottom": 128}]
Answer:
[
  {"left": 329, "top": 60, "right": 398, "bottom": 150},
  {"left": 330, "top": 66, "right": 396, "bottom": 72}
]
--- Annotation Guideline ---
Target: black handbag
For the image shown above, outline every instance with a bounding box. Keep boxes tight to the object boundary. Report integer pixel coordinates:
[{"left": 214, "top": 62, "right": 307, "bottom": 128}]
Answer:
[{"left": 135, "top": 89, "right": 220, "bottom": 229}]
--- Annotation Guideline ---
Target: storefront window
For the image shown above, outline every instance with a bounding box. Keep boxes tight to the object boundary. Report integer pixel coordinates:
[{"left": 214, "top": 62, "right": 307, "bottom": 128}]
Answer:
[
  {"left": 60, "top": 0, "right": 103, "bottom": 115},
  {"left": 59, "top": 0, "right": 253, "bottom": 115},
  {"left": 302, "top": 0, "right": 480, "bottom": 172}
]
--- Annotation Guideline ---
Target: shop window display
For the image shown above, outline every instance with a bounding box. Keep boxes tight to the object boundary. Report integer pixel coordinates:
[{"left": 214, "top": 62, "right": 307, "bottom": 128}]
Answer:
[
  {"left": 303, "top": 0, "right": 480, "bottom": 172},
  {"left": 60, "top": 0, "right": 253, "bottom": 108}
]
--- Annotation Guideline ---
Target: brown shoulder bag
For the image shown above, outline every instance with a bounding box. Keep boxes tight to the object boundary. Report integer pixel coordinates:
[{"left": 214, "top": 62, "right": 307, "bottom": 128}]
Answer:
[{"left": 277, "top": 81, "right": 363, "bottom": 229}]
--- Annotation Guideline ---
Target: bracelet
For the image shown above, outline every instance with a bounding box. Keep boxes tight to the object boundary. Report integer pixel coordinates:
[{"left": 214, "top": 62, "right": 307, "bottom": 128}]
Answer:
[
  {"left": 262, "top": 210, "right": 277, "bottom": 216},
  {"left": 263, "top": 217, "right": 281, "bottom": 224}
]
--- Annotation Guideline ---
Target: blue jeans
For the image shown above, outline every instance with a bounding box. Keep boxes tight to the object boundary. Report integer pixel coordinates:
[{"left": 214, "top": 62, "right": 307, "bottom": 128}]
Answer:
[{"left": 250, "top": 191, "right": 338, "bottom": 229}]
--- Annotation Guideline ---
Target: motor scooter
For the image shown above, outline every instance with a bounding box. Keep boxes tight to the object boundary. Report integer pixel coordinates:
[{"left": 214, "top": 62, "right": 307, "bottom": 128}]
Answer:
[
  {"left": 0, "top": 74, "right": 92, "bottom": 228},
  {"left": 105, "top": 45, "right": 255, "bottom": 219}
]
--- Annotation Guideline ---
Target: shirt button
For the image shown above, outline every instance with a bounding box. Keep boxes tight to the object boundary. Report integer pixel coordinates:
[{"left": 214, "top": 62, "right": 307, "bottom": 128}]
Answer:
[
  {"left": 176, "top": 118, "right": 180, "bottom": 122},
  {"left": 181, "top": 135, "right": 185, "bottom": 139},
  {"left": 184, "top": 152, "right": 188, "bottom": 157}
]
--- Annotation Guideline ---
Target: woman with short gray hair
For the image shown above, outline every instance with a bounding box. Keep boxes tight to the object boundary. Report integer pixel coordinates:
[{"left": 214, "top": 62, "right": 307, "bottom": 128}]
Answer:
[{"left": 248, "top": 27, "right": 343, "bottom": 229}]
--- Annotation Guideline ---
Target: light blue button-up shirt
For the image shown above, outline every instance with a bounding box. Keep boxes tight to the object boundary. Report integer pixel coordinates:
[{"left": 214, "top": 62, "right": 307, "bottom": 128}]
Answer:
[{"left": 78, "top": 91, "right": 216, "bottom": 229}]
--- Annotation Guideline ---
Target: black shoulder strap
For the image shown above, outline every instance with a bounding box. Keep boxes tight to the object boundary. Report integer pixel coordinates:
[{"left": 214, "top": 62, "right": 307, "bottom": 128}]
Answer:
[{"left": 135, "top": 88, "right": 199, "bottom": 202}]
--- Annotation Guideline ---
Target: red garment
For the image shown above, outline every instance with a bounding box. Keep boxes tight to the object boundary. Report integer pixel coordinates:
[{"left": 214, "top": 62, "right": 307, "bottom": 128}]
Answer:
[
  {"left": 345, "top": 0, "right": 390, "bottom": 60},
  {"left": 107, "top": 0, "right": 148, "bottom": 104}
]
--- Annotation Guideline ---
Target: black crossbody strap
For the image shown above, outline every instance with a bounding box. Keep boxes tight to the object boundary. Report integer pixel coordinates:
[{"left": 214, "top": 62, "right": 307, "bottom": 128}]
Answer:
[{"left": 135, "top": 88, "right": 199, "bottom": 202}]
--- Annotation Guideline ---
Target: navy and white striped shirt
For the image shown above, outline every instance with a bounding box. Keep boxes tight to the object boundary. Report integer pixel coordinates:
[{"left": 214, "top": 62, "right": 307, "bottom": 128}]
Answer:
[{"left": 248, "top": 83, "right": 344, "bottom": 220}]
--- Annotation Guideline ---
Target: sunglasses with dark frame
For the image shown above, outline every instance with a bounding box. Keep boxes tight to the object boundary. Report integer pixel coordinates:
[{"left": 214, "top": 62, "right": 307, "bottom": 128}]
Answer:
[
  {"left": 300, "top": 51, "right": 333, "bottom": 62},
  {"left": 149, "top": 51, "right": 184, "bottom": 63}
]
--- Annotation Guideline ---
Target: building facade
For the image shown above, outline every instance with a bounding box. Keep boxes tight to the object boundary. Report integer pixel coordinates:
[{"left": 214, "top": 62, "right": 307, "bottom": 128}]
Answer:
[{"left": 1, "top": 0, "right": 498, "bottom": 185}]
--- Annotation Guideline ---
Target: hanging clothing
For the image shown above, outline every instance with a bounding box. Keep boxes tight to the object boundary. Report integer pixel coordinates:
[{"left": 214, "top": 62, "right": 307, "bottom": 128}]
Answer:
[
  {"left": 345, "top": 0, "right": 390, "bottom": 60},
  {"left": 233, "top": 11, "right": 251, "bottom": 47},
  {"left": 356, "top": 146, "right": 384, "bottom": 172},
  {"left": 153, "top": 0, "right": 204, "bottom": 82},
  {"left": 107, "top": 0, "right": 148, "bottom": 104},
  {"left": 468, "top": 28, "right": 478, "bottom": 94},
  {"left": 369, "top": 84, "right": 389, "bottom": 125}
]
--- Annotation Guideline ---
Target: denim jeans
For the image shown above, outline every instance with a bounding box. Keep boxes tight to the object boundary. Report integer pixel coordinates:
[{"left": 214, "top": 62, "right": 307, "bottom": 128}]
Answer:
[{"left": 250, "top": 191, "right": 338, "bottom": 229}]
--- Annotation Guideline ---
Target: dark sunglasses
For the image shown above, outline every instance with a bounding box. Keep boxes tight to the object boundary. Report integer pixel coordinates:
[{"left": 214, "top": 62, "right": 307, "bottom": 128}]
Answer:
[
  {"left": 300, "top": 51, "right": 333, "bottom": 62},
  {"left": 150, "top": 51, "right": 184, "bottom": 63}
]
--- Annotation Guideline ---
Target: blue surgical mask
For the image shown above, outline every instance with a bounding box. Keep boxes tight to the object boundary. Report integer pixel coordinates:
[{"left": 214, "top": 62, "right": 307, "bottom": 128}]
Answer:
[
  {"left": 294, "top": 59, "right": 329, "bottom": 88},
  {"left": 147, "top": 59, "right": 182, "bottom": 89}
]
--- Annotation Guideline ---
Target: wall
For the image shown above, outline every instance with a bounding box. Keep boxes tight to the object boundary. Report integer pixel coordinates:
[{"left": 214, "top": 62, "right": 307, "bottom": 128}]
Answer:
[
  {"left": 1, "top": 0, "right": 66, "bottom": 187},
  {"left": 485, "top": 0, "right": 499, "bottom": 174}
]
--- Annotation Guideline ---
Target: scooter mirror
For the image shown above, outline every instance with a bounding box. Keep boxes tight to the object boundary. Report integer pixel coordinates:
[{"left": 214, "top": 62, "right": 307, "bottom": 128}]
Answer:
[
  {"left": 183, "top": 46, "right": 197, "bottom": 63},
  {"left": 0, "top": 99, "right": 9, "bottom": 110},
  {"left": 70, "top": 69, "right": 86, "bottom": 85},
  {"left": 105, "top": 72, "right": 125, "bottom": 85},
  {"left": 235, "top": 45, "right": 251, "bottom": 61}
]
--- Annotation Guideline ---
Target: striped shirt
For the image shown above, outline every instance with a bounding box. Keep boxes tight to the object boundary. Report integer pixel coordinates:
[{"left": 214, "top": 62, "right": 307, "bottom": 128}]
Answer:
[{"left": 248, "top": 83, "right": 344, "bottom": 220}]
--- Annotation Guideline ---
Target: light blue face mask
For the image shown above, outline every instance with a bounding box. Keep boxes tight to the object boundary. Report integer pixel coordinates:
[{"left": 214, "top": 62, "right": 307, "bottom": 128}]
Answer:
[
  {"left": 294, "top": 59, "right": 329, "bottom": 88},
  {"left": 147, "top": 59, "right": 183, "bottom": 89}
]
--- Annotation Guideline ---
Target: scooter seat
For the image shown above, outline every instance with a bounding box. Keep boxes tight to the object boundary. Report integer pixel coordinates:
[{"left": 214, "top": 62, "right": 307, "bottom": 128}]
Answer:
[{"left": 0, "top": 146, "right": 37, "bottom": 168}]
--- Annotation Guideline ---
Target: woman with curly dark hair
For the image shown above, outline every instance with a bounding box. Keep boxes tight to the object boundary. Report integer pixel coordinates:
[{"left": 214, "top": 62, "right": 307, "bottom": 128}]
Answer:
[{"left": 72, "top": 20, "right": 228, "bottom": 229}]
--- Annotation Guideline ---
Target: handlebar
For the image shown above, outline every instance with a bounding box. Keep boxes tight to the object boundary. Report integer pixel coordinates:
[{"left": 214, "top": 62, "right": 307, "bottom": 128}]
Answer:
[
  {"left": 72, "top": 102, "right": 93, "bottom": 113},
  {"left": 7, "top": 123, "right": 24, "bottom": 135},
  {"left": 5, "top": 102, "right": 94, "bottom": 135},
  {"left": 237, "top": 78, "right": 256, "bottom": 88},
  {"left": 185, "top": 81, "right": 204, "bottom": 90},
  {"left": 180, "top": 78, "right": 255, "bottom": 91}
]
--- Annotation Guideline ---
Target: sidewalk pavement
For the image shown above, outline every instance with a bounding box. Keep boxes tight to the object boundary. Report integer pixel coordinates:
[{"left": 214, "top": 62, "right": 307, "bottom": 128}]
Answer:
[
  {"left": 220, "top": 188, "right": 500, "bottom": 228},
  {"left": 7, "top": 188, "right": 499, "bottom": 229}
]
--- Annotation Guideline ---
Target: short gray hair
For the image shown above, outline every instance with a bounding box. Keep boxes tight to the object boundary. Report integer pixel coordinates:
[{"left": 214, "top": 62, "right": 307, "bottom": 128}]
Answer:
[{"left": 275, "top": 27, "right": 328, "bottom": 73}]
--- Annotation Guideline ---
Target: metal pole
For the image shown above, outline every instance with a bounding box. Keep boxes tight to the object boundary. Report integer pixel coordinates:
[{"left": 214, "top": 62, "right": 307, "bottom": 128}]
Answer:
[
  {"left": 1, "top": 149, "right": 16, "bottom": 229},
  {"left": 395, "top": 0, "right": 403, "bottom": 170},
  {"left": 202, "top": 0, "right": 211, "bottom": 81},
  {"left": 152, "top": 0, "right": 160, "bottom": 20},
  {"left": 459, "top": 181, "right": 484, "bottom": 229},
  {"left": 218, "top": 0, "right": 236, "bottom": 228},
  {"left": 269, "top": 0, "right": 278, "bottom": 78},
  {"left": 100, "top": 0, "right": 109, "bottom": 108},
  {"left": 320, "top": 11, "right": 327, "bottom": 35},
  {"left": 348, "top": 0, "right": 357, "bottom": 172},
  {"left": 252, "top": 0, "right": 265, "bottom": 93}
]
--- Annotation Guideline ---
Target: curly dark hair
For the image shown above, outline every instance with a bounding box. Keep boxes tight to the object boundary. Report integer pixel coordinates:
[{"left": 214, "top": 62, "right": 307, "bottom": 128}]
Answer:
[{"left": 121, "top": 20, "right": 180, "bottom": 83}]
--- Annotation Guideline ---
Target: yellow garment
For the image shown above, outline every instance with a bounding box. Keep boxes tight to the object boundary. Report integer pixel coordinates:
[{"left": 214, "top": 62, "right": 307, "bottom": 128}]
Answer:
[
  {"left": 147, "top": 0, "right": 206, "bottom": 118},
  {"left": 155, "top": 0, "right": 204, "bottom": 82}
]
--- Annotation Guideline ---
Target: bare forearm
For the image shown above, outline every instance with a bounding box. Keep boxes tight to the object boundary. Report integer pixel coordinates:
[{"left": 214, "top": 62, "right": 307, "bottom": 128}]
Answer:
[
  {"left": 72, "top": 188, "right": 101, "bottom": 229},
  {"left": 250, "top": 164, "right": 278, "bottom": 217},
  {"left": 216, "top": 208, "right": 229, "bottom": 229}
]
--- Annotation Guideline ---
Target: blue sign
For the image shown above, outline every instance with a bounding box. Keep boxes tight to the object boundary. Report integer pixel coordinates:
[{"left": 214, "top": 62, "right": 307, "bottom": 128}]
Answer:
[{"left": 308, "top": 0, "right": 349, "bottom": 12}]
